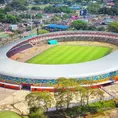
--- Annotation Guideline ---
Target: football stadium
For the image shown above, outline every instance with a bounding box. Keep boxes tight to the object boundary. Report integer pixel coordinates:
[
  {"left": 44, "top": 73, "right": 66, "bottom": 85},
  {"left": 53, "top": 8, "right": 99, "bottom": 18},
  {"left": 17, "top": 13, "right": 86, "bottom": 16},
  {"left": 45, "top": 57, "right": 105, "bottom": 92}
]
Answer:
[{"left": 0, "top": 31, "right": 118, "bottom": 91}]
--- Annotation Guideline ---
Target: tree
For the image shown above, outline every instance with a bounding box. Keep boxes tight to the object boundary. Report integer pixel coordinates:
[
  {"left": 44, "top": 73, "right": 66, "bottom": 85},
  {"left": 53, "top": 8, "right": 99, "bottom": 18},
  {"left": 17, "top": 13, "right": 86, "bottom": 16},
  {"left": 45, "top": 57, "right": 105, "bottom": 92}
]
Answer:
[
  {"left": 6, "top": 14, "right": 17, "bottom": 24},
  {"left": 62, "top": 14, "right": 71, "bottom": 20},
  {"left": 71, "top": 20, "right": 88, "bottom": 30},
  {"left": 5, "top": 5, "right": 13, "bottom": 11},
  {"left": 98, "top": 26, "right": 105, "bottom": 31},
  {"left": 54, "top": 78, "right": 104, "bottom": 109},
  {"left": 74, "top": 0, "right": 91, "bottom": 3},
  {"left": 34, "top": 0, "right": 41, "bottom": 4},
  {"left": 75, "top": 78, "right": 104, "bottom": 106},
  {"left": 75, "top": 86, "right": 104, "bottom": 106},
  {"left": 87, "top": 25, "right": 97, "bottom": 31},
  {"left": 54, "top": 78, "right": 78, "bottom": 109},
  {"left": 0, "top": 8, "right": 6, "bottom": 14},
  {"left": 75, "top": 86, "right": 87, "bottom": 106},
  {"left": 31, "top": 6, "right": 41, "bottom": 11},
  {"left": 95, "top": 89, "right": 104, "bottom": 101},
  {"left": 29, "top": 108, "right": 46, "bottom": 118},
  {"left": 44, "top": 6, "right": 72, "bottom": 13},
  {"left": 98, "top": 7, "right": 118, "bottom": 15},
  {"left": 87, "top": 2, "right": 100, "bottom": 14},
  {"left": 50, "top": 16, "right": 61, "bottom": 23},
  {"left": 0, "top": 13, "right": 6, "bottom": 22},
  {"left": 26, "top": 91, "right": 54, "bottom": 112},
  {"left": 7, "top": 0, "right": 28, "bottom": 11},
  {"left": 36, "top": 13, "right": 42, "bottom": 18},
  {"left": 84, "top": 88, "right": 98, "bottom": 105},
  {"left": 107, "top": 22, "right": 118, "bottom": 33},
  {"left": 44, "top": 6, "right": 54, "bottom": 13},
  {"left": 98, "top": 1, "right": 118, "bottom": 16}
]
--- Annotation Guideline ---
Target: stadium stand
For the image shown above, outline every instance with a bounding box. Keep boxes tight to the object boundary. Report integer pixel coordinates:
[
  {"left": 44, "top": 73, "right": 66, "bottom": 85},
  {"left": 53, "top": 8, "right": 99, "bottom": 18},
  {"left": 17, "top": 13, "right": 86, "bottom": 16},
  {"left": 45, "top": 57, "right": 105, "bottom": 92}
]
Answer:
[{"left": 1, "top": 31, "right": 118, "bottom": 91}]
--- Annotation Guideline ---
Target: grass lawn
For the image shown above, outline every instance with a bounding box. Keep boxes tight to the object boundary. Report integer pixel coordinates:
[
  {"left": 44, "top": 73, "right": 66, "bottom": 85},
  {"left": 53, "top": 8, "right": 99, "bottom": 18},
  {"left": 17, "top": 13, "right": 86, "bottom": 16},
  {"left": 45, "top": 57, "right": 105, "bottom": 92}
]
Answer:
[
  {"left": 0, "top": 111, "right": 22, "bottom": 118},
  {"left": 27, "top": 4, "right": 50, "bottom": 9},
  {"left": 27, "top": 45, "right": 112, "bottom": 64}
]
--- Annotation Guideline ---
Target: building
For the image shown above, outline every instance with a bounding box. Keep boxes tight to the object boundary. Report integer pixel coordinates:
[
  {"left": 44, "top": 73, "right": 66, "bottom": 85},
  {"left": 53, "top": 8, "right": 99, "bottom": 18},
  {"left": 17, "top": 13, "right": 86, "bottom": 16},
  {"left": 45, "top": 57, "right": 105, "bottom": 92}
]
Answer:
[
  {"left": 0, "top": 31, "right": 118, "bottom": 91},
  {"left": 43, "top": 24, "right": 69, "bottom": 31}
]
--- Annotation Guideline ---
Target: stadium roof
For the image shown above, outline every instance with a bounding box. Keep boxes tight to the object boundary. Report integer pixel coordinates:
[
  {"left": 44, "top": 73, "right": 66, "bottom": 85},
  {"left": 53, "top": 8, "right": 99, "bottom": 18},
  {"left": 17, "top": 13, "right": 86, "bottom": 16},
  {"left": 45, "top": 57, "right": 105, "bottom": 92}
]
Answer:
[{"left": 0, "top": 31, "right": 118, "bottom": 80}]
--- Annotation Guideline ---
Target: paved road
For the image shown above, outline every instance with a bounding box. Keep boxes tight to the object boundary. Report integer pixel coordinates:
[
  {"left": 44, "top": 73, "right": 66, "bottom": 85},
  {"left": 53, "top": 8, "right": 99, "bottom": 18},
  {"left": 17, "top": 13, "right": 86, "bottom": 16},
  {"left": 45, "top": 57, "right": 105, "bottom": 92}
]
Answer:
[{"left": 0, "top": 87, "right": 16, "bottom": 101}]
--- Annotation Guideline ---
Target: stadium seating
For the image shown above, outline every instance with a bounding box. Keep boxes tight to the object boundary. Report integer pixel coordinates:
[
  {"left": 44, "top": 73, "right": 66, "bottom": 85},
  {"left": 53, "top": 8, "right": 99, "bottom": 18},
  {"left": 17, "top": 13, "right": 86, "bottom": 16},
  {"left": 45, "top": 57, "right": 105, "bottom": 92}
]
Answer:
[
  {"left": 3, "top": 31, "right": 118, "bottom": 90},
  {"left": 7, "top": 43, "right": 33, "bottom": 57},
  {"left": 0, "top": 71, "right": 117, "bottom": 88}
]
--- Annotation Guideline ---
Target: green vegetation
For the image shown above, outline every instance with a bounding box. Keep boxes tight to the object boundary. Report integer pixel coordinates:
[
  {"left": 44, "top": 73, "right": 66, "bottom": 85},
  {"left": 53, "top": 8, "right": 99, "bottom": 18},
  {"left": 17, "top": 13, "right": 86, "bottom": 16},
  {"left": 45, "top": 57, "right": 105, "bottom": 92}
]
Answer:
[
  {"left": 27, "top": 4, "right": 50, "bottom": 9},
  {"left": 71, "top": 20, "right": 88, "bottom": 30},
  {"left": 26, "top": 78, "right": 116, "bottom": 118},
  {"left": 5, "top": 0, "right": 28, "bottom": 11},
  {"left": 71, "top": 20, "right": 103, "bottom": 31},
  {"left": 23, "top": 116, "right": 29, "bottom": 118},
  {"left": 26, "top": 91, "right": 54, "bottom": 112},
  {"left": 87, "top": 2, "right": 101, "bottom": 14},
  {"left": 0, "top": 111, "right": 22, "bottom": 118},
  {"left": 27, "top": 45, "right": 112, "bottom": 64},
  {"left": 98, "top": 1, "right": 118, "bottom": 15},
  {"left": 64, "top": 100, "right": 116, "bottom": 117},
  {"left": 107, "top": 22, "right": 118, "bottom": 33},
  {"left": 0, "top": 8, "right": 21, "bottom": 23},
  {"left": 29, "top": 109, "right": 46, "bottom": 118},
  {"left": 38, "top": 29, "right": 49, "bottom": 34},
  {"left": 0, "top": 32, "right": 9, "bottom": 38},
  {"left": 44, "top": 6, "right": 72, "bottom": 13},
  {"left": 34, "top": 0, "right": 69, "bottom": 4},
  {"left": 31, "top": 6, "right": 41, "bottom": 10},
  {"left": 26, "top": 91, "right": 54, "bottom": 118}
]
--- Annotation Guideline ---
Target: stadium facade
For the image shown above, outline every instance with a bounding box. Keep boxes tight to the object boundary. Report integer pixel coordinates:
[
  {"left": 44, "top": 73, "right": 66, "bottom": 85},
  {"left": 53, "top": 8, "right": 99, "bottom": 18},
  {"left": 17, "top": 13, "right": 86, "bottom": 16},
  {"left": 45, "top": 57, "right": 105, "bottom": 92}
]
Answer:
[{"left": 0, "top": 31, "right": 118, "bottom": 91}]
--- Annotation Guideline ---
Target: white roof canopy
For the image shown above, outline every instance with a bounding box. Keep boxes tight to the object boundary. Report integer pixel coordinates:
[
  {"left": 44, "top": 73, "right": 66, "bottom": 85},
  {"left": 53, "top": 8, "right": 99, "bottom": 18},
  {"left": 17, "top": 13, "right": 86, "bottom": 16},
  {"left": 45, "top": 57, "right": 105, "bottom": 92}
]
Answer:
[{"left": 0, "top": 31, "right": 118, "bottom": 79}]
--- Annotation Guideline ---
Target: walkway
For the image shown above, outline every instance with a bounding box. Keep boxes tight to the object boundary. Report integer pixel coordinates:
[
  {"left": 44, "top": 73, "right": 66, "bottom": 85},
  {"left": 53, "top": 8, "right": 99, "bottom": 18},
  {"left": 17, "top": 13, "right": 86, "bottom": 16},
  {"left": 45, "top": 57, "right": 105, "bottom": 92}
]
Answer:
[{"left": 101, "top": 86, "right": 115, "bottom": 98}]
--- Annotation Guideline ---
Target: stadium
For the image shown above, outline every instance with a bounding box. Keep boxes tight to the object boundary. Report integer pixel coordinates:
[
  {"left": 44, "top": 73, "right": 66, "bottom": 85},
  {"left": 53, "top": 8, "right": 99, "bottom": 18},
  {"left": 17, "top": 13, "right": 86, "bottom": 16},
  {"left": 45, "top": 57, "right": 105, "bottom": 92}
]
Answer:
[{"left": 0, "top": 31, "right": 118, "bottom": 91}]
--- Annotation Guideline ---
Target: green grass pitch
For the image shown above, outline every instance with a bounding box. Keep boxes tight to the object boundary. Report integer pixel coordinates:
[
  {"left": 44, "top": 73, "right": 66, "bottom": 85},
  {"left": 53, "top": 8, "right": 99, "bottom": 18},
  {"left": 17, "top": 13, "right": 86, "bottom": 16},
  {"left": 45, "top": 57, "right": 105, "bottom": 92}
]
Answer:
[{"left": 27, "top": 45, "right": 112, "bottom": 64}]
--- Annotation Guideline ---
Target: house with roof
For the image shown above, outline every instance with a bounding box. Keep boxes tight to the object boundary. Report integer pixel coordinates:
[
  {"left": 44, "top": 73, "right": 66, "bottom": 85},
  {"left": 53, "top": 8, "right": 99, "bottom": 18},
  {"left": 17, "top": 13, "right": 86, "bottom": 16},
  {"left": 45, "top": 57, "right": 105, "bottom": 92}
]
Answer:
[
  {"left": 43, "top": 24, "right": 69, "bottom": 32},
  {"left": 9, "top": 24, "right": 18, "bottom": 31}
]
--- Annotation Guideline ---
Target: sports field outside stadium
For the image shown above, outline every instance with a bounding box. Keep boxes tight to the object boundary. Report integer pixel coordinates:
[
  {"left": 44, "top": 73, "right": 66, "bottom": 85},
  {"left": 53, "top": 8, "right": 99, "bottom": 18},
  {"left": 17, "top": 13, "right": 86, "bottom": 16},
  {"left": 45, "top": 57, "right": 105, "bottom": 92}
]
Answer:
[{"left": 27, "top": 45, "right": 112, "bottom": 64}]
